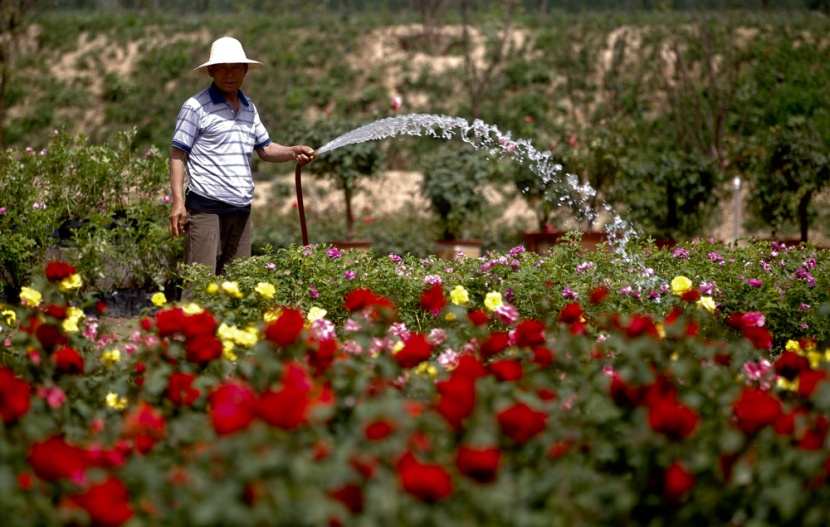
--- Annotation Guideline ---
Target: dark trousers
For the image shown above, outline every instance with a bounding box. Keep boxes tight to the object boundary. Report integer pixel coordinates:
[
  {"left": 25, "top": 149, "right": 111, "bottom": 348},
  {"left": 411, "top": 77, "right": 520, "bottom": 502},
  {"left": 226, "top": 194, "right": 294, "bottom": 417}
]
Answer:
[{"left": 183, "top": 208, "right": 251, "bottom": 277}]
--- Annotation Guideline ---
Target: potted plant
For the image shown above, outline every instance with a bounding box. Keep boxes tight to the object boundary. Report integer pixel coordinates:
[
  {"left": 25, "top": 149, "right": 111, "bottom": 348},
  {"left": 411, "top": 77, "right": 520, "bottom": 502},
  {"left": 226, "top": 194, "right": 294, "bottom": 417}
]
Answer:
[
  {"left": 299, "top": 118, "right": 384, "bottom": 249},
  {"left": 418, "top": 143, "right": 493, "bottom": 259}
]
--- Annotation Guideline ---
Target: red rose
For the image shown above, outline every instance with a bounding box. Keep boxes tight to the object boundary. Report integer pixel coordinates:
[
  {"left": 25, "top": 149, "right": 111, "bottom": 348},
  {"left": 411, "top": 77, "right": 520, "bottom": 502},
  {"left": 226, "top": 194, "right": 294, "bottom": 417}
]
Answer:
[
  {"left": 733, "top": 387, "right": 782, "bottom": 434},
  {"left": 798, "top": 369, "right": 828, "bottom": 397},
  {"left": 122, "top": 402, "right": 166, "bottom": 455},
  {"left": 0, "top": 367, "right": 31, "bottom": 424},
  {"left": 395, "top": 333, "right": 432, "bottom": 369},
  {"left": 397, "top": 452, "right": 453, "bottom": 503},
  {"left": 626, "top": 314, "right": 659, "bottom": 339},
  {"left": 328, "top": 483, "right": 364, "bottom": 514},
  {"left": 264, "top": 308, "right": 305, "bottom": 347},
  {"left": 488, "top": 359, "right": 523, "bottom": 382},
  {"left": 467, "top": 309, "right": 489, "bottom": 326},
  {"left": 166, "top": 372, "right": 200, "bottom": 407},
  {"left": 609, "top": 375, "right": 645, "bottom": 409},
  {"left": 44, "top": 303, "right": 68, "bottom": 320},
  {"left": 773, "top": 411, "right": 796, "bottom": 436},
  {"left": 54, "top": 346, "right": 85, "bottom": 374},
  {"left": 742, "top": 326, "right": 772, "bottom": 350},
  {"left": 455, "top": 445, "right": 501, "bottom": 483},
  {"left": 208, "top": 381, "right": 256, "bottom": 435},
  {"left": 531, "top": 346, "right": 554, "bottom": 369},
  {"left": 256, "top": 385, "right": 309, "bottom": 430},
  {"left": 436, "top": 375, "right": 476, "bottom": 431},
  {"left": 156, "top": 307, "right": 186, "bottom": 337},
  {"left": 453, "top": 354, "right": 487, "bottom": 380},
  {"left": 344, "top": 288, "right": 394, "bottom": 313},
  {"left": 680, "top": 289, "right": 701, "bottom": 302},
  {"left": 419, "top": 284, "right": 446, "bottom": 313},
  {"left": 182, "top": 310, "right": 218, "bottom": 340},
  {"left": 308, "top": 338, "right": 338, "bottom": 376},
  {"left": 479, "top": 331, "right": 509, "bottom": 358},
  {"left": 774, "top": 351, "right": 811, "bottom": 381},
  {"left": 497, "top": 402, "right": 547, "bottom": 443},
  {"left": 27, "top": 435, "right": 88, "bottom": 482},
  {"left": 71, "top": 476, "right": 134, "bottom": 527},
  {"left": 45, "top": 260, "right": 76, "bottom": 282},
  {"left": 796, "top": 414, "right": 828, "bottom": 451},
  {"left": 515, "top": 319, "right": 546, "bottom": 348},
  {"left": 559, "top": 302, "right": 584, "bottom": 325},
  {"left": 35, "top": 323, "right": 67, "bottom": 353},
  {"left": 663, "top": 461, "right": 695, "bottom": 502},
  {"left": 184, "top": 334, "right": 223, "bottom": 365},
  {"left": 364, "top": 419, "right": 394, "bottom": 441},
  {"left": 589, "top": 286, "right": 609, "bottom": 304},
  {"left": 648, "top": 400, "right": 699, "bottom": 441}
]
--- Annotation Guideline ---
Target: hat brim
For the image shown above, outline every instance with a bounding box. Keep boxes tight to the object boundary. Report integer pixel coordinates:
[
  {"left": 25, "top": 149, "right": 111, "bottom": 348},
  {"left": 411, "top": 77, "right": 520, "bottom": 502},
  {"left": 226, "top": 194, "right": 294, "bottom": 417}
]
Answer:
[{"left": 193, "top": 60, "right": 262, "bottom": 77}]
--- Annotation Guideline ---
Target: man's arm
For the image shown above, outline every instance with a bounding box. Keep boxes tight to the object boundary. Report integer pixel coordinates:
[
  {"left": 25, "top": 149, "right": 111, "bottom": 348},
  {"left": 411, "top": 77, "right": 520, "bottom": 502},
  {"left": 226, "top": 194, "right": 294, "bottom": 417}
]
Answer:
[
  {"left": 168, "top": 146, "right": 188, "bottom": 239},
  {"left": 256, "top": 143, "right": 316, "bottom": 166}
]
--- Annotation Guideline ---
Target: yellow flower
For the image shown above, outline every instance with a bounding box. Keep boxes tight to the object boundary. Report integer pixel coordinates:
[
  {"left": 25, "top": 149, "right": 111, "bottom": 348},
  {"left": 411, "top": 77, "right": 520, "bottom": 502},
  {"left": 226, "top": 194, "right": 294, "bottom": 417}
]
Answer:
[
  {"left": 413, "top": 361, "right": 438, "bottom": 377},
  {"left": 484, "top": 291, "right": 503, "bottom": 312},
  {"left": 656, "top": 323, "right": 666, "bottom": 339},
  {"left": 450, "top": 285, "right": 469, "bottom": 306},
  {"left": 777, "top": 377, "right": 799, "bottom": 392},
  {"left": 785, "top": 339, "right": 801, "bottom": 354},
  {"left": 307, "top": 306, "right": 327, "bottom": 324},
  {"left": 58, "top": 273, "right": 83, "bottom": 292},
  {"left": 670, "top": 276, "right": 693, "bottom": 296},
  {"left": 264, "top": 308, "right": 282, "bottom": 322},
  {"left": 444, "top": 312, "right": 457, "bottom": 322},
  {"left": 181, "top": 303, "right": 204, "bottom": 315},
  {"left": 218, "top": 323, "right": 259, "bottom": 348},
  {"left": 1, "top": 309, "right": 15, "bottom": 325},
  {"left": 221, "top": 281, "right": 243, "bottom": 298},
  {"left": 62, "top": 306, "right": 84, "bottom": 333},
  {"left": 206, "top": 283, "right": 219, "bottom": 294},
  {"left": 151, "top": 292, "right": 167, "bottom": 307},
  {"left": 105, "top": 392, "right": 128, "bottom": 410},
  {"left": 255, "top": 282, "right": 276, "bottom": 300},
  {"left": 20, "top": 287, "right": 42, "bottom": 307},
  {"left": 101, "top": 348, "right": 121, "bottom": 367},
  {"left": 222, "top": 340, "right": 237, "bottom": 362},
  {"left": 696, "top": 296, "right": 716, "bottom": 314},
  {"left": 391, "top": 340, "right": 404, "bottom": 355}
]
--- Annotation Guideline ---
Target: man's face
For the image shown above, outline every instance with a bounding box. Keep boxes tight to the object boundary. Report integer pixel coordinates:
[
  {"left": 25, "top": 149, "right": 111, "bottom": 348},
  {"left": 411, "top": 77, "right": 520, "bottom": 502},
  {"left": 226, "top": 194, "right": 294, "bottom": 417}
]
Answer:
[{"left": 209, "top": 63, "right": 247, "bottom": 94}]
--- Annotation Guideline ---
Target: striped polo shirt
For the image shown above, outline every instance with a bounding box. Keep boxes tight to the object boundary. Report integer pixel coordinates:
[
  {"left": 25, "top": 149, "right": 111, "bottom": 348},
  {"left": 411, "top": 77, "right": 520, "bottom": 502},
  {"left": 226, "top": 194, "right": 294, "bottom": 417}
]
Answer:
[{"left": 172, "top": 83, "right": 271, "bottom": 208}]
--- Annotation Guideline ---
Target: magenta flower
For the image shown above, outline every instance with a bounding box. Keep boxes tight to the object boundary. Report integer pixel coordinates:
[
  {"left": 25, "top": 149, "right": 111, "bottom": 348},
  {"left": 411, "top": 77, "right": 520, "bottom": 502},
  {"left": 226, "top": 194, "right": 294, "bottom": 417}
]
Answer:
[
  {"left": 746, "top": 278, "right": 763, "bottom": 288},
  {"left": 308, "top": 285, "right": 319, "bottom": 299},
  {"left": 327, "top": 247, "right": 342, "bottom": 259},
  {"left": 344, "top": 270, "right": 356, "bottom": 280},
  {"left": 741, "top": 312, "right": 766, "bottom": 327},
  {"left": 671, "top": 248, "right": 689, "bottom": 259},
  {"left": 562, "top": 286, "right": 578, "bottom": 300},
  {"left": 389, "top": 253, "right": 403, "bottom": 263},
  {"left": 0, "top": 207, "right": 6, "bottom": 215}
]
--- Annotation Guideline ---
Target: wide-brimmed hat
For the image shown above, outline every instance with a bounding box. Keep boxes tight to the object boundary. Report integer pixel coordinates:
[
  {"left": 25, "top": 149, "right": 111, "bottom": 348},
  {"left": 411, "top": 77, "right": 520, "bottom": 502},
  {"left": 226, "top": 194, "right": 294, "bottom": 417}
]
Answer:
[{"left": 193, "top": 37, "right": 262, "bottom": 77}]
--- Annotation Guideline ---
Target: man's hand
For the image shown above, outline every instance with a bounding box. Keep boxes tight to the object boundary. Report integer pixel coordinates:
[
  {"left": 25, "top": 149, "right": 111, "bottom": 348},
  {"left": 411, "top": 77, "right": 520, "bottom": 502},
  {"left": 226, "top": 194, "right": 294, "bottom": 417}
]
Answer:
[
  {"left": 169, "top": 201, "right": 187, "bottom": 239},
  {"left": 293, "top": 145, "right": 316, "bottom": 167}
]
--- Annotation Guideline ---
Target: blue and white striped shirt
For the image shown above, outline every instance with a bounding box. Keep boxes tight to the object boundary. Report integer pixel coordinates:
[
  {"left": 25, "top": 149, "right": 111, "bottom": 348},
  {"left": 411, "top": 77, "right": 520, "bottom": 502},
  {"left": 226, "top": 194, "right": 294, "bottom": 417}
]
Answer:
[{"left": 172, "top": 83, "right": 271, "bottom": 207}]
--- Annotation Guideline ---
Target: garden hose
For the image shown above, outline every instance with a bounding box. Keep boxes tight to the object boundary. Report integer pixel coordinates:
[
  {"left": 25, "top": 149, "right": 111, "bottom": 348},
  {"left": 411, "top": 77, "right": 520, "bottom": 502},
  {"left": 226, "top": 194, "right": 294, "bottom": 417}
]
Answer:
[{"left": 294, "top": 150, "right": 317, "bottom": 246}]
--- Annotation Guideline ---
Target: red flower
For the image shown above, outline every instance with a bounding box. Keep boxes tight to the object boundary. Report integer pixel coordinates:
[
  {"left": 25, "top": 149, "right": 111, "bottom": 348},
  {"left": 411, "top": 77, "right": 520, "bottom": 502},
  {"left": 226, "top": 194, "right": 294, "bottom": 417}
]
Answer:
[
  {"left": 44, "top": 303, "right": 68, "bottom": 320},
  {"left": 733, "top": 388, "right": 782, "bottom": 434},
  {"left": 455, "top": 445, "right": 501, "bottom": 483},
  {"left": 208, "top": 381, "right": 256, "bottom": 435},
  {"left": 182, "top": 310, "right": 218, "bottom": 340},
  {"left": 559, "top": 302, "right": 584, "bottom": 325},
  {"left": 184, "top": 334, "right": 223, "bottom": 365},
  {"left": 774, "top": 351, "right": 811, "bottom": 381},
  {"left": 515, "top": 319, "right": 546, "bottom": 347},
  {"left": 71, "top": 476, "right": 134, "bottom": 527},
  {"left": 609, "top": 375, "right": 645, "bottom": 409},
  {"left": 264, "top": 308, "right": 305, "bottom": 347},
  {"left": 328, "top": 483, "right": 364, "bottom": 514},
  {"left": 397, "top": 452, "right": 453, "bottom": 503},
  {"left": 589, "top": 286, "right": 609, "bottom": 304},
  {"left": 531, "top": 346, "right": 554, "bottom": 369},
  {"left": 45, "top": 260, "right": 76, "bottom": 282},
  {"left": 648, "top": 400, "right": 699, "bottom": 441},
  {"left": 122, "top": 402, "right": 166, "bottom": 454},
  {"left": 344, "top": 288, "right": 394, "bottom": 313},
  {"left": 256, "top": 385, "right": 309, "bottom": 430},
  {"left": 394, "top": 333, "right": 433, "bottom": 369},
  {"left": 479, "top": 331, "right": 509, "bottom": 358},
  {"left": 364, "top": 419, "right": 394, "bottom": 441},
  {"left": 497, "top": 402, "right": 547, "bottom": 443},
  {"left": 308, "top": 338, "right": 338, "bottom": 376},
  {"left": 27, "top": 435, "right": 88, "bottom": 482},
  {"left": 0, "top": 367, "right": 31, "bottom": 424},
  {"left": 156, "top": 307, "right": 186, "bottom": 337},
  {"left": 436, "top": 375, "right": 476, "bottom": 431},
  {"left": 35, "top": 323, "right": 67, "bottom": 353},
  {"left": 626, "top": 314, "right": 659, "bottom": 338},
  {"left": 54, "top": 346, "right": 85, "bottom": 374},
  {"left": 419, "top": 284, "right": 446, "bottom": 313},
  {"left": 663, "top": 461, "right": 695, "bottom": 502},
  {"left": 798, "top": 369, "right": 828, "bottom": 397},
  {"left": 488, "top": 359, "right": 523, "bottom": 382},
  {"left": 742, "top": 326, "right": 772, "bottom": 350},
  {"left": 796, "top": 414, "right": 829, "bottom": 451},
  {"left": 453, "top": 354, "right": 487, "bottom": 380},
  {"left": 467, "top": 309, "right": 489, "bottom": 326},
  {"left": 166, "top": 372, "right": 200, "bottom": 407},
  {"left": 680, "top": 289, "right": 701, "bottom": 302}
]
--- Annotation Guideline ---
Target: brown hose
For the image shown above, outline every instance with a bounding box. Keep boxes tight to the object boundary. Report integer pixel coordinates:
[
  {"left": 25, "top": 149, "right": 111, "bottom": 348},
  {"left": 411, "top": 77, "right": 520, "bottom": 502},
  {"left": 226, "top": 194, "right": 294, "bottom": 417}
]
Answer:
[{"left": 295, "top": 163, "right": 308, "bottom": 246}]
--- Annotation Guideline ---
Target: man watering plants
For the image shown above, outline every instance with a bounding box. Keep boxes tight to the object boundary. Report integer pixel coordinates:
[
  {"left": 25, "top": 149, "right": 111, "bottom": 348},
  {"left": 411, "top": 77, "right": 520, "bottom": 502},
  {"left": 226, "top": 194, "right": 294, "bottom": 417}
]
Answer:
[{"left": 168, "top": 36, "right": 315, "bottom": 279}]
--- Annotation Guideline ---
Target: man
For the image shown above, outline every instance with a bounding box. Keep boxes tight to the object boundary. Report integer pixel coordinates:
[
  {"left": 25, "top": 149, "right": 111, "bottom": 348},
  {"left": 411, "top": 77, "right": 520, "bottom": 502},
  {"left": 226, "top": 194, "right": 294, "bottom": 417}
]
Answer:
[{"left": 168, "top": 36, "right": 314, "bottom": 278}]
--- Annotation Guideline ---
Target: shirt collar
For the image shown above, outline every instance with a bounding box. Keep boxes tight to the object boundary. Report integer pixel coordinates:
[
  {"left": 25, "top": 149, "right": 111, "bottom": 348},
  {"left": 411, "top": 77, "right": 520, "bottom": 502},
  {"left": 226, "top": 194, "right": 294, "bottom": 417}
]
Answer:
[{"left": 208, "top": 83, "right": 249, "bottom": 107}]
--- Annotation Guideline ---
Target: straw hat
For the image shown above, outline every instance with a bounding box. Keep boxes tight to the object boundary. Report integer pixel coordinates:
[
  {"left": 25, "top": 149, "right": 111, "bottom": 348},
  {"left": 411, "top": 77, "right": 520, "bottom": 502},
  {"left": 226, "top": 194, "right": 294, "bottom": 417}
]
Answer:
[{"left": 193, "top": 37, "right": 262, "bottom": 77}]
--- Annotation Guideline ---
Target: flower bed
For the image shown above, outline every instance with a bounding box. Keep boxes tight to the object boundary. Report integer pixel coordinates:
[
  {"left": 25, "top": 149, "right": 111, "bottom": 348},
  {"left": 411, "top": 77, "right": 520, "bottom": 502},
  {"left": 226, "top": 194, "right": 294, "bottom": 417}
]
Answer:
[{"left": 2, "top": 239, "right": 830, "bottom": 526}]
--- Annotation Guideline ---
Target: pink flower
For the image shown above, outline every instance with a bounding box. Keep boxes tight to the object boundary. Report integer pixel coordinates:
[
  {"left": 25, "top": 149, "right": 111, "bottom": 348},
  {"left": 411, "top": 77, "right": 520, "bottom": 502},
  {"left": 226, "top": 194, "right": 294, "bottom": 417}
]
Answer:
[
  {"left": 38, "top": 386, "right": 66, "bottom": 408},
  {"left": 391, "top": 96, "right": 402, "bottom": 112}
]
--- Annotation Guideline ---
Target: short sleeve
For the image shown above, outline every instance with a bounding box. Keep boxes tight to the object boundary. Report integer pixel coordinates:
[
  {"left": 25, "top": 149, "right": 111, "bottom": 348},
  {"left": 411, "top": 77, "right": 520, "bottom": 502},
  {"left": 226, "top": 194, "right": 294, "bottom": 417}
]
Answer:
[{"left": 172, "top": 101, "right": 200, "bottom": 153}]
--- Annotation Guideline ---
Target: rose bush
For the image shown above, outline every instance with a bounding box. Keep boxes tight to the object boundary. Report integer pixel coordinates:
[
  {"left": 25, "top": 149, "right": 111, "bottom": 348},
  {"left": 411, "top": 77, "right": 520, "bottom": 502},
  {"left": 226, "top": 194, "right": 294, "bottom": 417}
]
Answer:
[{"left": 2, "top": 240, "right": 830, "bottom": 526}]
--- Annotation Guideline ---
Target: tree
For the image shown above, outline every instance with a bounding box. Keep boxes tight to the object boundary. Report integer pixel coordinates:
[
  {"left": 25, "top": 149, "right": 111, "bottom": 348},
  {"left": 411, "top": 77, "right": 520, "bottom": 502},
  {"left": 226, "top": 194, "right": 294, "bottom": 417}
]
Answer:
[{"left": 0, "top": 0, "right": 37, "bottom": 148}]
